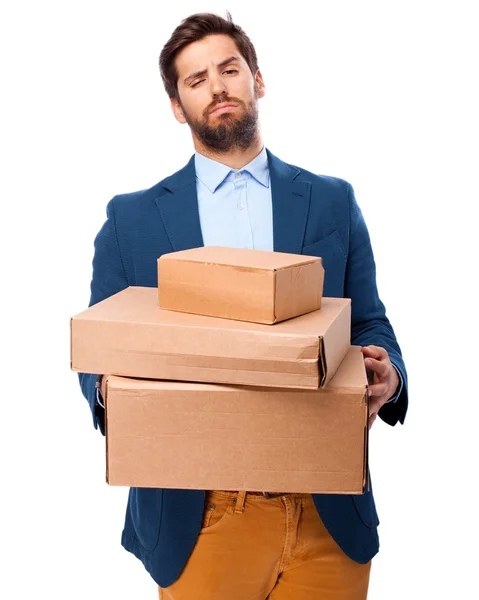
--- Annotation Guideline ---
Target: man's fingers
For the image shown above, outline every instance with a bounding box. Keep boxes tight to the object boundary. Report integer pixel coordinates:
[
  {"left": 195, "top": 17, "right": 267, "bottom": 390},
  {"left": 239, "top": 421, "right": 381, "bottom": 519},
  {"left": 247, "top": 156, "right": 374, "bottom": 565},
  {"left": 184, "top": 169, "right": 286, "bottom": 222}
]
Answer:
[
  {"left": 361, "top": 345, "right": 387, "bottom": 360},
  {"left": 365, "top": 357, "right": 389, "bottom": 377},
  {"left": 368, "top": 397, "right": 383, "bottom": 416},
  {"left": 368, "top": 382, "right": 389, "bottom": 399},
  {"left": 362, "top": 346, "right": 392, "bottom": 428}
]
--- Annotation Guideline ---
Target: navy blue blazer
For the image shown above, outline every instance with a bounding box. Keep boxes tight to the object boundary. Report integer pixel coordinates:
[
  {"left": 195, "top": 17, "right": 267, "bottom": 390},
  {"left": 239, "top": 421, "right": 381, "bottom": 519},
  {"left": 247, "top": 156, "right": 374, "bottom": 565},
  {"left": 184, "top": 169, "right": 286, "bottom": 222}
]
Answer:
[{"left": 79, "top": 148, "right": 408, "bottom": 587}]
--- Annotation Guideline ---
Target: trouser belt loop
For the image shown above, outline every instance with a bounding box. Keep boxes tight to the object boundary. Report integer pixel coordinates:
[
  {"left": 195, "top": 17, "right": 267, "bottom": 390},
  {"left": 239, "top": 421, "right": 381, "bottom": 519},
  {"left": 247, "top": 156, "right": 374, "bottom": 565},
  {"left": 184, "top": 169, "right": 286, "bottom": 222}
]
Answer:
[{"left": 234, "top": 490, "right": 247, "bottom": 513}]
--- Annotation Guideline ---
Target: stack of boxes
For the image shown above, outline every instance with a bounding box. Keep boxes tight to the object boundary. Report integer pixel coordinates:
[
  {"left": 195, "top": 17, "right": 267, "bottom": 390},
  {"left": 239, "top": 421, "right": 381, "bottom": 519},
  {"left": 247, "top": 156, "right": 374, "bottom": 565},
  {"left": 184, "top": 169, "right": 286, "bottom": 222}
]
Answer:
[{"left": 71, "top": 247, "right": 370, "bottom": 495}]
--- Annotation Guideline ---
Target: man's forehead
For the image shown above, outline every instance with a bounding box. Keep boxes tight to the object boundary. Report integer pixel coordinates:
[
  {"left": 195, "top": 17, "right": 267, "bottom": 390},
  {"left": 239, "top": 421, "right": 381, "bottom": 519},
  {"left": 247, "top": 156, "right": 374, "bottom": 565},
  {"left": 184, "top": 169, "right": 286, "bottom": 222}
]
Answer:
[{"left": 176, "top": 35, "right": 242, "bottom": 73}]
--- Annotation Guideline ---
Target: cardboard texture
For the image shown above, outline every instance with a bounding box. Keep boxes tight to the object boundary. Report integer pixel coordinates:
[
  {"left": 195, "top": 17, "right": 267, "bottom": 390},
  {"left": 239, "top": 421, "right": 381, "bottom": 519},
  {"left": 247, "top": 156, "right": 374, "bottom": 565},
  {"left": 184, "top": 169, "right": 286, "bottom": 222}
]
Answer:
[
  {"left": 104, "top": 346, "right": 369, "bottom": 494},
  {"left": 158, "top": 246, "right": 325, "bottom": 324},
  {"left": 71, "top": 286, "right": 351, "bottom": 389}
]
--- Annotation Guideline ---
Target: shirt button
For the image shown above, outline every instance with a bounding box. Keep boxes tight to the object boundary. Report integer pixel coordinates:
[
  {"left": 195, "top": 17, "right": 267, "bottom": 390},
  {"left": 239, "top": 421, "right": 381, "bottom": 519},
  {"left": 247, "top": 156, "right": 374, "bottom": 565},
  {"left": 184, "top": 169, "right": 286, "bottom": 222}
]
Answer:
[
  {"left": 235, "top": 171, "right": 242, "bottom": 178},
  {"left": 238, "top": 203, "right": 245, "bottom": 210}
]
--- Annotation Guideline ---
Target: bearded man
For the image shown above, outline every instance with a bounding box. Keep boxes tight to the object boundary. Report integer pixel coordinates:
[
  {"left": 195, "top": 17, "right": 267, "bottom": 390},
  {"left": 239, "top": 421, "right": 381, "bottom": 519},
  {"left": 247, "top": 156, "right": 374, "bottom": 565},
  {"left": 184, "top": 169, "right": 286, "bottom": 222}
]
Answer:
[{"left": 79, "top": 11, "right": 408, "bottom": 600}]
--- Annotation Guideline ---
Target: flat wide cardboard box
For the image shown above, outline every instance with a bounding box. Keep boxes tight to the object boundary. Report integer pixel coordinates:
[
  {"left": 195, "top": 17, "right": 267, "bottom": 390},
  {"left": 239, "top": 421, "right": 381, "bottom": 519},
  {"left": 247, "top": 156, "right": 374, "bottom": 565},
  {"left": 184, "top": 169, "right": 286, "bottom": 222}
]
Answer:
[
  {"left": 104, "top": 346, "right": 369, "bottom": 494},
  {"left": 71, "top": 286, "right": 350, "bottom": 390},
  {"left": 158, "top": 246, "right": 324, "bottom": 324}
]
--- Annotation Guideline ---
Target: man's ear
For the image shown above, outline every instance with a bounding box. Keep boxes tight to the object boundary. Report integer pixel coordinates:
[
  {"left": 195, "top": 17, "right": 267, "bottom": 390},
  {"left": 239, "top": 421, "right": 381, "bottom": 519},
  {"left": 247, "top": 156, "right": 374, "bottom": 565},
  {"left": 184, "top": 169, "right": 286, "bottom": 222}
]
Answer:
[
  {"left": 171, "top": 97, "right": 187, "bottom": 124},
  {"left": 255, "top": 69, "right": 266, "bottom": 99}
]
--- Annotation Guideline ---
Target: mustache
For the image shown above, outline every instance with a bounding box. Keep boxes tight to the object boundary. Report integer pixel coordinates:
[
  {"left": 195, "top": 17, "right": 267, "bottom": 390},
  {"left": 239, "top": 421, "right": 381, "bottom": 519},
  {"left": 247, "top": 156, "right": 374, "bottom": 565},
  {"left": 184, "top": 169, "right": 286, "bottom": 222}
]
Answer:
[{"left": 205, "top": 95, "right": 244, "bottom": 116}]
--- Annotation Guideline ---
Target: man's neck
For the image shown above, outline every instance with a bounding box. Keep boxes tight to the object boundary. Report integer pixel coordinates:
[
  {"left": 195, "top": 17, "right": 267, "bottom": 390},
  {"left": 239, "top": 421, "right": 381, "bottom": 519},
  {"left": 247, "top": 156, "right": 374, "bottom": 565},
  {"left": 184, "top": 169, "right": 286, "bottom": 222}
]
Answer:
[{"left": 192, "top": 135, "right": 264, "bottom": 169}]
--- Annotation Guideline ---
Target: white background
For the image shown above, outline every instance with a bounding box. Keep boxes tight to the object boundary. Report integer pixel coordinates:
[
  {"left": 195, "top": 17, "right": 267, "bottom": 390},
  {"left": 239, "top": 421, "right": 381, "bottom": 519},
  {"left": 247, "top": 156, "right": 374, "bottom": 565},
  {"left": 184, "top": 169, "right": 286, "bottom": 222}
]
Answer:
[{"left": 1, "top": 1, "right": 478, "bottom": 598}]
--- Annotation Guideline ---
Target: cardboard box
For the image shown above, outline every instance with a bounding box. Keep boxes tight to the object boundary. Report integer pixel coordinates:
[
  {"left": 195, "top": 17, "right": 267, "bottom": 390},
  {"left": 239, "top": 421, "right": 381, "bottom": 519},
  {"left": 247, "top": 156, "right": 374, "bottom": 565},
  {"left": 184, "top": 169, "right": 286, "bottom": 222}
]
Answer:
[
  {"left": 158, "top": 246, "right": 324, "bottom": 324},
  {"left": 71, "top": 286, "right": 350, "bottom": 390},
  {"left": 103, "top": 346, "right": 369, "bottom": 494}
]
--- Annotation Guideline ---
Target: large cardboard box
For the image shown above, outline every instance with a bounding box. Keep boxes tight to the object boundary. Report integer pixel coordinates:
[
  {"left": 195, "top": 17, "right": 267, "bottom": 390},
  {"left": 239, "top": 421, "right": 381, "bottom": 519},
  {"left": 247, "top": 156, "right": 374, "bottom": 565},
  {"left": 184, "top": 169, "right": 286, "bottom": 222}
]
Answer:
[
  {"left": 71, "top": 286, "right": 350, "bottom": 390},
  {"left": 158, "top": 246, "right": 324, "bottom": 324},
  {"left": 103, "top": 346, "right": 369, "bottom": 494}
]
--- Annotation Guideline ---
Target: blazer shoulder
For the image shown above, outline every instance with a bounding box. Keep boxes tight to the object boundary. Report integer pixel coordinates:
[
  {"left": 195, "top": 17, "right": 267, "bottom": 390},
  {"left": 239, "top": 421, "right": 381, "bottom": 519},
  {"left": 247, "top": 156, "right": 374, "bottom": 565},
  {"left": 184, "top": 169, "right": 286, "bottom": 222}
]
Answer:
[
  {"left": 282, "top": 161, "right": 353, "bottom": 213},
  {"left": 108, "top": 155, "right": 195, "bottom": 214},
  {"left": 107, "top": 173, "right": 175, "bottom": 217},
  {"left": 267, "top": 148, "right": 351, "bottom": 195},
  {"left": 282, "top": 160, "right": 354, "bottom": 231},
  {"left": 292, "top": 163, "right": 351, "bottom": 195}
]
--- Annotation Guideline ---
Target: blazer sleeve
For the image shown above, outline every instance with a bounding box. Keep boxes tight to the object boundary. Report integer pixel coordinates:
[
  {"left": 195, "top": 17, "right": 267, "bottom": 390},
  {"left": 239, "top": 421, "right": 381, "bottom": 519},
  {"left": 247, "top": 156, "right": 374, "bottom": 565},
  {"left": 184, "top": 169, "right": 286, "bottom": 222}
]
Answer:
[
  {"left": 78, "top": 197, "right": 130, "bottom": 434},
  {"left": 344, "top": 183, "right": 408, "bottom": 426}
]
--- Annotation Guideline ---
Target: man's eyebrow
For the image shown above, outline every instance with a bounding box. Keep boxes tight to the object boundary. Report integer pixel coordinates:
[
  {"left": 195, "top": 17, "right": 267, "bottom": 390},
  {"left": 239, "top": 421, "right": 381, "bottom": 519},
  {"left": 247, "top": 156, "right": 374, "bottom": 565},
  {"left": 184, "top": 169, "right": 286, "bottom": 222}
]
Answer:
[{"left": 183, "top": 56, "right": 240, "bottom": 85}]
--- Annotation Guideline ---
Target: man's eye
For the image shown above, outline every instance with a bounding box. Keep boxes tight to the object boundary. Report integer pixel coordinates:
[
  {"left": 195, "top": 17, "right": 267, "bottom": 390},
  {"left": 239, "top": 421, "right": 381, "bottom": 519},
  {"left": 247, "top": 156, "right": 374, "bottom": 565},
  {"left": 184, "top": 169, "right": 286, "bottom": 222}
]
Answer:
[{"left": 191, "top": 69, "right": 237, "bottom": 87}]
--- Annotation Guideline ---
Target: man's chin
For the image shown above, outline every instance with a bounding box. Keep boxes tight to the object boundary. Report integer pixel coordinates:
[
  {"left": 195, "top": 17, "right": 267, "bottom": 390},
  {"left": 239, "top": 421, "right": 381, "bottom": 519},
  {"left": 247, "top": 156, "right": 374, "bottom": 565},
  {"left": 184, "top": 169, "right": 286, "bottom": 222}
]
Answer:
[{"left": 208, "top": 112, "right": 238, "bottom": 123}]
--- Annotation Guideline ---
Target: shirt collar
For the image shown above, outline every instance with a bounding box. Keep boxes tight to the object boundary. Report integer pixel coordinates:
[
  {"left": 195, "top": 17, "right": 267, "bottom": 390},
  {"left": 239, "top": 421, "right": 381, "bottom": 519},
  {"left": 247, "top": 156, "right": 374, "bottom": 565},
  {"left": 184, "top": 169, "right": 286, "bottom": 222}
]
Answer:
[{"left": 194, "top": 146, "right": 270, "bottom": 193}]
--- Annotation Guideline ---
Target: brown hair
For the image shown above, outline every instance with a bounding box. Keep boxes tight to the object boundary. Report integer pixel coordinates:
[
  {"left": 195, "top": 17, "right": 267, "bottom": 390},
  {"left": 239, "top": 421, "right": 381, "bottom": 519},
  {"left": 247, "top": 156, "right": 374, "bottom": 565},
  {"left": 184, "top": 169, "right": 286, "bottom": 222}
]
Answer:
[{"left": 159, "top": 11, "right": 259, "bottom": 100}]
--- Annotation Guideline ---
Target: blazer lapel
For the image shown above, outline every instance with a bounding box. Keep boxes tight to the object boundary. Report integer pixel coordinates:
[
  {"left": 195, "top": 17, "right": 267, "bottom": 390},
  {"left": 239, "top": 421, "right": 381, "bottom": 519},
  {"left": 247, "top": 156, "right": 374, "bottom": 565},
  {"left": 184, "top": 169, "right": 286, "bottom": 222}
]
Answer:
[
  {"left": 267, "top": 149, "right": 311, "bottom": 255},
  {"left": 154, "top": 155, "right": 204, "bottom": 252}
]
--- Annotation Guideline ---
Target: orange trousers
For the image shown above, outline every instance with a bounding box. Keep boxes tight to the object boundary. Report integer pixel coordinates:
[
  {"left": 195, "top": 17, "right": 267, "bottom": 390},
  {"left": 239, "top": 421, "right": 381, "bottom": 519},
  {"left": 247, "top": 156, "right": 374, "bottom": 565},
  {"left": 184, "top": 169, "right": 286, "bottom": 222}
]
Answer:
[{"left": 159, "top": 490, "right": 371, "bottom": 600}]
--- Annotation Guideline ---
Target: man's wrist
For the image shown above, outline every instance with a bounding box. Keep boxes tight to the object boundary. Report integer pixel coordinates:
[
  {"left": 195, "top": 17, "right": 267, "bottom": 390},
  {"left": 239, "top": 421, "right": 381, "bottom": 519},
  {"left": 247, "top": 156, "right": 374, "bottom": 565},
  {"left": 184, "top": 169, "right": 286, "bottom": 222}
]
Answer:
[{"left": 387, "top": 364, "right": 403, "bottom": 403}]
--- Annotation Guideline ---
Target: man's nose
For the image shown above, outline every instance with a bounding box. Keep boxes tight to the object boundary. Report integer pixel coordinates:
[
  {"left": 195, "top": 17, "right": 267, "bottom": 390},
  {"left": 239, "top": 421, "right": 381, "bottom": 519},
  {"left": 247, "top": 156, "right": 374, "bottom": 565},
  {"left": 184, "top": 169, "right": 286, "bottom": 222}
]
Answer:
[{"left": 210, "top": 74, "right": 227, "bottom": 98}]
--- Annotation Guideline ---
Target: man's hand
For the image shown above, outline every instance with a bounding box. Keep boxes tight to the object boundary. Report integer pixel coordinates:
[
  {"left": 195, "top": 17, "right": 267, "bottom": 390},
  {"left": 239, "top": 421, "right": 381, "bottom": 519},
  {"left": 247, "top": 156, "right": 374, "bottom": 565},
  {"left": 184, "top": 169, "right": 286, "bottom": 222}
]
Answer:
[
  {"left": 361, "top": 345, "right": 400, "bottom": 430},
  {"left": 100, "top": 375, "right": 107, "bottom": 401}
]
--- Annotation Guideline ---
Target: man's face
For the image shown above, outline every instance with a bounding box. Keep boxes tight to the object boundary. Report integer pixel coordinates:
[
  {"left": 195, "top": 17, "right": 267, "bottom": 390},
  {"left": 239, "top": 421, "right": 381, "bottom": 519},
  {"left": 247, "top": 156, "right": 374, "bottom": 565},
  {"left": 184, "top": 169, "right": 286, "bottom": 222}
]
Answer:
[{"left": 171, "top": 34, "right": 265, "bottom": 152}]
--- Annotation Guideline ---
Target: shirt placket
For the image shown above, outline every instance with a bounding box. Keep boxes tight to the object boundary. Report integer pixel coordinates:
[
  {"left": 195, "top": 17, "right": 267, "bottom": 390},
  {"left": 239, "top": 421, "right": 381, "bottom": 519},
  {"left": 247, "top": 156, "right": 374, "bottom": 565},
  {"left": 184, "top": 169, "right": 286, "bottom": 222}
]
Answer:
[{"left": 233, "top": 171, "right": 254, "bottom": 249}]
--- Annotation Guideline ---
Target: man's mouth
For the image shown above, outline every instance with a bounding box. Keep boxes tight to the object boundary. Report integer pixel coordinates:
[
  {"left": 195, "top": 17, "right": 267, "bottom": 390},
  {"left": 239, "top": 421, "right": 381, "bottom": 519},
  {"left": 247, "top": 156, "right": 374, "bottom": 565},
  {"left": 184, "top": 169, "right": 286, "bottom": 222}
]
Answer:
[{"left": 210, "top": 103, "right": 238, "bottom": 115}]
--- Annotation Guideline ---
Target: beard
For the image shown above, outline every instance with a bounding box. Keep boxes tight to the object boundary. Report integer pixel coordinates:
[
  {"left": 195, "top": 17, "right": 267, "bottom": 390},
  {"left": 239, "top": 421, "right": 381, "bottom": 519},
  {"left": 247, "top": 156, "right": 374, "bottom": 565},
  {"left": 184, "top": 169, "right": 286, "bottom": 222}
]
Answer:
[{"left": 180, "top": 91, "right": 259, "bottom": 152}]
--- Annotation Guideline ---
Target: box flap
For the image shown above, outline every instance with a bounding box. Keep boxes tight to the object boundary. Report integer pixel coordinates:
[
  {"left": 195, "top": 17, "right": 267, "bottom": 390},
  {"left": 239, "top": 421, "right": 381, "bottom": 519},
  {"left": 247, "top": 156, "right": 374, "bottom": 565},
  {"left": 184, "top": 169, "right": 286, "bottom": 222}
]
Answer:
[
  {"left": 325, "top": 346, "right": 369, "bottom": 491},
  {"left": 319, "top": 301, "right": 352, "bottom": 385},
  {"left": 274, "top": 297, "right": 351, "bottom": 386},
  {"left": 325, "top": 346, "right": 368, "bottom": 391},
  {"left": 273, "top": 260, "right": 324, "bottom": 323},
  {"left": 159, "top": 246, "right": 320, "bottom": 271}
]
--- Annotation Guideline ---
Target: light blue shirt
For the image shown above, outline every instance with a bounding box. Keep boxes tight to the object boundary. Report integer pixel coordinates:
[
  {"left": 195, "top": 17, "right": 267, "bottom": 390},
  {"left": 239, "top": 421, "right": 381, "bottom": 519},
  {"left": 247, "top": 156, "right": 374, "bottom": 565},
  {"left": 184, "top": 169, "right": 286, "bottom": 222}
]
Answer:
[{"left": 194, "top": 146, "right": 273, "bottom": 251}]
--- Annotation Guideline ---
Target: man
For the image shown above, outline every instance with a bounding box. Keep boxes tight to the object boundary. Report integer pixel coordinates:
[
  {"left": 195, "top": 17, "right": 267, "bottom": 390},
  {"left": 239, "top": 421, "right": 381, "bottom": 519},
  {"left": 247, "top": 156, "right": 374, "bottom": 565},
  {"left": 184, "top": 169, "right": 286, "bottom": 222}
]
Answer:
[{"left": 79, "top": 11, "right": 408, "bottom": 600}]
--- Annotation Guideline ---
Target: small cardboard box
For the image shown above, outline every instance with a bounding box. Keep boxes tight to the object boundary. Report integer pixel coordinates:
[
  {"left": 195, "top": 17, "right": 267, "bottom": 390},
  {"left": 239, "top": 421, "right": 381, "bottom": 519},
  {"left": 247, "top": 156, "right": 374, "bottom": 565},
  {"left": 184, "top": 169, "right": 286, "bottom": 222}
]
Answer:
[
  {"left": 103, "top": 346, "right": 369, "bottom": 494},
  {"left": 158, "top": 246, "right": 324, "bottom": 324},
  {"left": 71, "top": 286, "right": 350, "bottom": 390}
]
